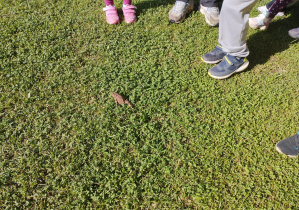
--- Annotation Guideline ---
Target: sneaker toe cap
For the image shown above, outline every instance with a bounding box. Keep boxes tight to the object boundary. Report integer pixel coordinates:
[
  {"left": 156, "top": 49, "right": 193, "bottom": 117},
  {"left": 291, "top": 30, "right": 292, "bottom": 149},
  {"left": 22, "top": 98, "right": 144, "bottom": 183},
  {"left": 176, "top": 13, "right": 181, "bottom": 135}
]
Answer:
[
  {"left": 209, "top": 65, "right": 225, "bottom": 74},
  {"left": 202, "top": 53, "right": 218, "bottom": 61},
  {"left": 107, "top": 18, "right": 119, "bottom": 24},
  {"left": 276, "top": 141, "right": 299, "bottom": 157}
]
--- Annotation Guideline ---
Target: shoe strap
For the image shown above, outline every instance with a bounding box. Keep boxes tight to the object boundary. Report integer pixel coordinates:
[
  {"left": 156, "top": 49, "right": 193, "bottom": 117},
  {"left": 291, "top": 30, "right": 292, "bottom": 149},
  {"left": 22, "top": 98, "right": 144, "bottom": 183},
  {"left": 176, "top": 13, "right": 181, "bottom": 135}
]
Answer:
[
  {"left": 223, "top": 55, "right": 233, "bottom": 65},
  {"left": 103, "top": 6, "right": 117, "bottom": 12},
  {"left": 123, "top": 5, "right": 137, "bottom": 11},
  {"left": 103, "top": 7, "right": 119, "bottom": 17},
  {"left": 224, "top": 55, "right": 246, "bottom": 66}
]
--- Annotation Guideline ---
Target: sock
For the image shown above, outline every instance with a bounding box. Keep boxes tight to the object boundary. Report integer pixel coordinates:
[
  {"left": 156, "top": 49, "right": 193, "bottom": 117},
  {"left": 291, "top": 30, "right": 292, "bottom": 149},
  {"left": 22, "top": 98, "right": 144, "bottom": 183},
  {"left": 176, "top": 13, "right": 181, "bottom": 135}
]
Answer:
[
  {"left": 123, "top": 0, "right": 132, "bottom": 6},
  {"left": 105, "top": 0, "right": 114, "bottom": 6}
]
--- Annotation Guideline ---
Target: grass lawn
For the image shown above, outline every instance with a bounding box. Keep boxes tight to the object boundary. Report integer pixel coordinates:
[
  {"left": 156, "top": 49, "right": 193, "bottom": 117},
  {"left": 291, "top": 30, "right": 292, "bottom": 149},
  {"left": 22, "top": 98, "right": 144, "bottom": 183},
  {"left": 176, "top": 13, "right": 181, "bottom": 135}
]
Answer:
[{"left": 1, "top": 0, "right": 299, "bottom": 208}]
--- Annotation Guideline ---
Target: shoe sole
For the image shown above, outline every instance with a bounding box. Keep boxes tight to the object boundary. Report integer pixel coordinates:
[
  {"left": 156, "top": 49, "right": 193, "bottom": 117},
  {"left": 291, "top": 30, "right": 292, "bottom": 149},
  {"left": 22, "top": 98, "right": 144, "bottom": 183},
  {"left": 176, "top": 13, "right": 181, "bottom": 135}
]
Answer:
[
  {"left": 169, "top": 5, "right": 194, "bottom": 23},
  {"left": 208, "top": 60, "right": 249, "bottom": 79},
  {"left": 169, "top": 17, "right": 186, "bottom": 24},
  {"left": 107, "top": 21, "right": 120, "bottom": 24},
  {"left": 107, "top": 19, "right": 120, "bottom": 24},
  {"left": 275, "top": 143, "right": 298, "bottom": 158},
  {"left": 125, "top": 18, "right": 137, "bottom": 24},
  {"left": 201, "top": 57, "right": 222, "bottom": 64}
]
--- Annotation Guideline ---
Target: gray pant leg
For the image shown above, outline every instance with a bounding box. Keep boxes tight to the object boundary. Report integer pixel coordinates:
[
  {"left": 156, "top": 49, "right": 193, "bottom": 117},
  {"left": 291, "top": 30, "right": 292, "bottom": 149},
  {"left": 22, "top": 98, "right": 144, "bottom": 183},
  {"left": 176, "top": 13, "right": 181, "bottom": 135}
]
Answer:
[
  {"left": 200, "top": 0, "right": 221, "bottom": 7},
  {"left": 218, "top": 0, "right": 257, "bottom": 57}
]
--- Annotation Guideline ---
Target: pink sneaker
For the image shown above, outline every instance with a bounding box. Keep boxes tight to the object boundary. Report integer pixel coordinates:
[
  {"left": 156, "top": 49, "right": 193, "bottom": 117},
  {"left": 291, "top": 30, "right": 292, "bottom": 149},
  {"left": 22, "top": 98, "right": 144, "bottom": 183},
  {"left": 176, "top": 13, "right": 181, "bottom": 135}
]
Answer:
[
  {"left": 122, "top": 5, "right": 137, "bottom": 23},
  {"left": 103, "top": 5, "right": 119, "bottom": 24}
]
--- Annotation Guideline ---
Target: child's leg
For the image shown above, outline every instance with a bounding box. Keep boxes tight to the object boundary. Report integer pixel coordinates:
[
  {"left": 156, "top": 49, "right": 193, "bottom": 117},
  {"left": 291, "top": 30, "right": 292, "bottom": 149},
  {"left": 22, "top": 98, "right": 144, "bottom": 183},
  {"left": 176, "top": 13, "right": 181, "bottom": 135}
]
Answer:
[
  {"left": 105, "top": 0, "right": 114, "bottom": 6},
  {"left": 123, "top": 0, "right": 132, "bottom": 5},
  {"left": 267, "top": 0, "right": 297, "bottom": 9},
  {"left": 219, "top": 0, "right": 257, "bottom": 57},
  {"left": 266, "top": 0, "right": 276, "bottom": 9},
  {"left": 249, "top": 0, "right": 292, "bottom": 30},
  {"left": 268, "top": 0, "right": 292, "bottom": 19}
]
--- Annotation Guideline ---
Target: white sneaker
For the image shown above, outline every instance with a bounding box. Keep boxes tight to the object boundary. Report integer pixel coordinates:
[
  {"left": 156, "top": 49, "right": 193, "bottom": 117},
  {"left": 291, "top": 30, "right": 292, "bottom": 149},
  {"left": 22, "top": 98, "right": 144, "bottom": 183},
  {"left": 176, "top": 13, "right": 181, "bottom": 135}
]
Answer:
[
  {"left": 169, "top": 0, "right": 194, "bottom": 23},
  {"left": 288, "top": 27, "right": 299, "bottom": 39},
  {"left": 249, "top": 10, "right": 271, "bottom": 30},
  {"left": 199, "top": 5, "right": 219, "bottom": 26}
]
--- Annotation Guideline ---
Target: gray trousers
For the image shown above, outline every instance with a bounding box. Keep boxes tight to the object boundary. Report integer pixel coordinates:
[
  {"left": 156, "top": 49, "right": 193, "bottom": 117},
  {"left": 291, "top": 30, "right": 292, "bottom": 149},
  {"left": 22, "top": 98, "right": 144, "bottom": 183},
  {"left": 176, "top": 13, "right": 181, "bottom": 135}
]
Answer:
[
  {"left": 218, "top": 0, "right": 257, "bottom": 57},
  {"left": 178, "top": 0, "right": 221, "bottom": 7}
]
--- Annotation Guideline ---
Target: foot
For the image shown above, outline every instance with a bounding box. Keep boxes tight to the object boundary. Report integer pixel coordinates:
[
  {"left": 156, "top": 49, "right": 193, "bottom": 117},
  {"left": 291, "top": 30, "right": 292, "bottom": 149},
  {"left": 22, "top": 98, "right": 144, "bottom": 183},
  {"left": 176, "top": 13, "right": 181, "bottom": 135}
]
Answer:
[
  {"left": 275, "top": 132, "right": 299, "bottom": 157},
  {"left": 169, "top": 0, "right": 194, "bottom": 23},
  {"left": 122, "top": 5, "right": 137, "bottom": 23},
  {"left": 103, "top": 5, "right": 120, "bottom": 25},
  {"left": 257, "top": 5, "right": 284, "bottom": 17},
  {"left": 202, "top": 44, "right": 226, "bottom": 64},
  {"left": 208, "top": 54, "right": 249, "bottom": 79},
  {"left": 249, "top": 10, "right": 270, "bottom": 30},
  {"left": 288, "top": 27, "right": 299, "bottom": 39},
  {"left": 199, "top": 5, "right": 219, "bottom": 26}
]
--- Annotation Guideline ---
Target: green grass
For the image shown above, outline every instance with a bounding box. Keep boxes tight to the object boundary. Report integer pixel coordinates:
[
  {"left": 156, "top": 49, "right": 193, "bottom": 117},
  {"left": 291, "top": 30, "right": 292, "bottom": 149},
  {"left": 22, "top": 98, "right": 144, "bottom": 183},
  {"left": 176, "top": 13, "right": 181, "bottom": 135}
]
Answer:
[{"left": 1, "top": 0, "right": 299, "bottom": 208}]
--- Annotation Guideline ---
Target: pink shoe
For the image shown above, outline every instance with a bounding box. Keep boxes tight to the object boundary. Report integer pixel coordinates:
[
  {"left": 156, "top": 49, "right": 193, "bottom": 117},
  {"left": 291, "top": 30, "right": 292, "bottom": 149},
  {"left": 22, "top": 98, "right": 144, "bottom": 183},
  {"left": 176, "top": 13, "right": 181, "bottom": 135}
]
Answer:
[
  {"left": 122, "top": 5, "right": 137, "bottom": 23},
  {"left": 103, "top": 5, "right": 119, "bottom": 24}
]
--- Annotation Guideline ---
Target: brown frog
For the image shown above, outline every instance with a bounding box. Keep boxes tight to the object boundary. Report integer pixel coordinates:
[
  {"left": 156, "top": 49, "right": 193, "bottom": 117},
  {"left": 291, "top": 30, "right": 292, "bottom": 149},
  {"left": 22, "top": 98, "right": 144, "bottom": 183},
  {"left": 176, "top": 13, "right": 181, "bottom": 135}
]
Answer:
[{"left": 112, "top": 92, "right": 133, "bottom": 108}]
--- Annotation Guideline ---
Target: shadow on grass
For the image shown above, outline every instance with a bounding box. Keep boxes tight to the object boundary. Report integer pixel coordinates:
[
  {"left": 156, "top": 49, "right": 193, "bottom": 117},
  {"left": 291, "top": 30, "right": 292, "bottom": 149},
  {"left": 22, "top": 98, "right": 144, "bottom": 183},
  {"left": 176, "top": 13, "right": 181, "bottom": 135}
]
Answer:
[
  {"left": 247, "top": 6, "right": 299, "bottom": 69},
  {"left": 135, "top": 0, "right": 174, "bottom": 15}
]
